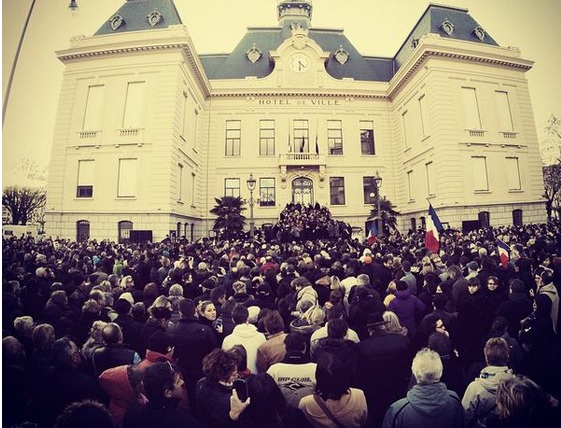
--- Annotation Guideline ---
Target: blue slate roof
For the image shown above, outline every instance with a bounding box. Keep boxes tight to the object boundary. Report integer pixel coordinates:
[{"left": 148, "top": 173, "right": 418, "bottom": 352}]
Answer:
[
  {"left": 94, "top": 0, "right": 182, "bottom": 35},
  {"left": 94, "top": 2, "right": 499, "bottom": 83}
]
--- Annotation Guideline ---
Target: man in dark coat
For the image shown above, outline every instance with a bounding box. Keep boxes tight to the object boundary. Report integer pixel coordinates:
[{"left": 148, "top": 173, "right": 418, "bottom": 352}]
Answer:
[
  {"left": 32, "top": 337, "right": 105, "bottom": 428},
  {"left": 357, "top": 312, "right": 413, "bottom": 428},
  {"left": 169, "top": 298, "right": 217, "bottom": 407},
  {"left": 92, "top": 323, "right": 140, "bottom": 377}
]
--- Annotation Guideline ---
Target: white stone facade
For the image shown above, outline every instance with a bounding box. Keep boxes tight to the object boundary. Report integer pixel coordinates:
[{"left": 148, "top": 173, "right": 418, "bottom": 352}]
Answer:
[{"left": 45, "top": 5, "right": 546, "bottom": 242}]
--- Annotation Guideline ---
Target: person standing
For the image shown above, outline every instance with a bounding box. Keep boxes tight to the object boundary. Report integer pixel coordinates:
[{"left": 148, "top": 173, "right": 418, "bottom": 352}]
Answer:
[
  {"left": 382, "top": 348, "right": 465, "bottom": 428},
  {"left": 222, "top": 304, "right": 266, "bottom": 374}
]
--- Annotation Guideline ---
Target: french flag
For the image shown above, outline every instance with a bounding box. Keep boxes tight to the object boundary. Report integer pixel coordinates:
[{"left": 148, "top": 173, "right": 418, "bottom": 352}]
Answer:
[
  {"left": 425, "top": 203, "right": 444, "bottom": 253},
  {"left": 367, "top": 221, "right": 378, "bottom": 245},
  {"left": 497, "top": 239, "right": 510, "bottom": 267}
]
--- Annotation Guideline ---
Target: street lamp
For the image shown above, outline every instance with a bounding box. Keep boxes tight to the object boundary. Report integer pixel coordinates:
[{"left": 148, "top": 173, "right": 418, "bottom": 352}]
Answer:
[
  {"left": 3, "top": 0, "right": 80, "bottom": 126},
  {"left": 373, "top": 171, "right": 383, "bottom": 237},
  {"left": 246, "top": 172, "right": 256, "bottom": 238}
]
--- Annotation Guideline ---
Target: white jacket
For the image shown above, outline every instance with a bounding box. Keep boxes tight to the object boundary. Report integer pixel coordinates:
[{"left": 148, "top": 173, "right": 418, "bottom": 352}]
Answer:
[{"left": 222, "top": 323, "right": 266, "bottom": 374}]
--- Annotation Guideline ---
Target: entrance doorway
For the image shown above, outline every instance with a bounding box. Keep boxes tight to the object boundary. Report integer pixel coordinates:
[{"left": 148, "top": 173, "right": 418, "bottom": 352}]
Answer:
[{"left": 292, "top": 177, "right": 314, "bottom": 205}]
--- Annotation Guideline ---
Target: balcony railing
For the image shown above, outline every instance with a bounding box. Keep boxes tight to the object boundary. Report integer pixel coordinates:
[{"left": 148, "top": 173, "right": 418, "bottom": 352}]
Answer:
[{"left": 279, "top": 152, "right": 326, "bottom": 167}]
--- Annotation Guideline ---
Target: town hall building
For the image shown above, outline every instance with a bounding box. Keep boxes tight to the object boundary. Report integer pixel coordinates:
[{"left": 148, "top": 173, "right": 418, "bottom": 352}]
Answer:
[{"left": 45, "top": 0, "right": 546, "bottom": 242}]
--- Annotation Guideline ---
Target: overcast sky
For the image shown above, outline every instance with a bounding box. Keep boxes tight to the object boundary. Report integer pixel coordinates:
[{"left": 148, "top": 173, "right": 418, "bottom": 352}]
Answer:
[{"left": 3, "top": 0, "right": 560, "bottom": 186}]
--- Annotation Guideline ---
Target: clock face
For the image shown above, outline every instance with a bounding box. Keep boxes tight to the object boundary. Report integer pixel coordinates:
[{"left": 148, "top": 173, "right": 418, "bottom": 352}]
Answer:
[{"left": 290, "top": 53, "right": 310, "bottom": 73}]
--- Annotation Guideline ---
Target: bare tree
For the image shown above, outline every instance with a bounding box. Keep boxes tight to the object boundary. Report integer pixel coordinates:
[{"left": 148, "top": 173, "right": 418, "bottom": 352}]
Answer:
[
  {"left": 543, "top": 163, "right": 561, "bottom": 221},
  {"left": 2, "top": 186, "right": 46, "bottom": 225}
]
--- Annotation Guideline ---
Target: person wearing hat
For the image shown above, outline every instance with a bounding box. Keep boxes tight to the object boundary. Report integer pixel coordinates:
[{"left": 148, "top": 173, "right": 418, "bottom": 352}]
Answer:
[{"left": 356, "top": 311, "right": 413, "bottom": 428}]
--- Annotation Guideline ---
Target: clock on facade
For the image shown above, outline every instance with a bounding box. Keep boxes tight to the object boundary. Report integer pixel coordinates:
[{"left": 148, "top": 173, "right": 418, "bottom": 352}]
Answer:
[{"left": 290, "top": 53, "right": 310, "bottom": 72}]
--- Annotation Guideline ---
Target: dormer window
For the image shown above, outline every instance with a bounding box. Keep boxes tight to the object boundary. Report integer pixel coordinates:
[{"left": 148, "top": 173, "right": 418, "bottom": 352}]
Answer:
[
  {"left": 473, "top": 26, "right": 486, "bottom": 41},
  {"left": 334, "top": 46, "right": 349, "bottom": 65},
  {"left": 109, "top": 14, "right": 124, "bottom": 31},
  {"left": 147, "top": 10, "right": 163, "bottom": 27},
  {"left": 246, "top": 44, "right": 262, "bottom": 64},
  {"left": 440, "top": 19, "right": 455, "bottom": 36}
]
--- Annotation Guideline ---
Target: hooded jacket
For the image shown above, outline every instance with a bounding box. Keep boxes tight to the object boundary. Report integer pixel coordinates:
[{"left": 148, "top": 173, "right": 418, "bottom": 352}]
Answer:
[
  {"left": 222, "top": 323, "right": 266, "bottom": 373},
  {"left": 382, "top": 382, "right": 464, "bottom": 428},
  {"left": 462, "top": 365, "right": 514, "bottom": 428}
]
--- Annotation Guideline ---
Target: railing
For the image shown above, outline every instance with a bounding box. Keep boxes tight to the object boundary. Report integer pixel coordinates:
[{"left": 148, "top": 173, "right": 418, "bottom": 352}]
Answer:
[
  {"left": 279, "top": 152, "right": 326, "bottom": 167},
  {"left": 79, "top": 131, "right": 98, "bottom": 139},
  {"left": 468, "top": 129, "right": 485, "bottom": 138},
  {"left": 502, "top": 131, "right": 517, "bottom": 139}
]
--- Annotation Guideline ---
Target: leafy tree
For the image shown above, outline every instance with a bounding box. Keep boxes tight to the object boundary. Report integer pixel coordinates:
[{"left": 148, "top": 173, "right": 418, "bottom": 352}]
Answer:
[
  {"left": 2, "top": 186, "right": 46, "bottom": 225},
  {"left": 209, "top": 196, "right": 247, "bottom": 239},
  {"left": 370, "top": 198, "right": 400, "bottom": 233},
  {"left": 543, "top": 162, "right": 561, "bottom": 221}
]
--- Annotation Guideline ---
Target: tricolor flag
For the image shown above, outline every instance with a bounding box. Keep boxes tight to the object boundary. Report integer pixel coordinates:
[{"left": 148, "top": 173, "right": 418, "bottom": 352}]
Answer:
[
  {"left": 497, "top": 239, "right": 510, "bottom": 267},
  {"left": 367, "top": 221, "right": 378, "bottom": 245},
  {"left": 425, "top": 203, "right": 444, "bottom": 253}
]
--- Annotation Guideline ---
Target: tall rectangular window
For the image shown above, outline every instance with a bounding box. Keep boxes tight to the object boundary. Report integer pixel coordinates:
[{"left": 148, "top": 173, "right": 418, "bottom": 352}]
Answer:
[
  {"left": 506, "top": 157, "right": 521, "bottom": 190},
  {"left": 363, "top": 177, "right": 377, "bottom": 204},
  {"left": 123, "top": 82, "right": 145, "bottom": 128},
  {"left": 472, "top": 156, "right": 489, "bottom": 191},
  {"left": 193, "top": 110, "right": 199, "bottom": 149},
  {"left": 293, "top": 119, "right": 309, "bottom": 153},
  {"left": 402, "top": 110, "right": 411, "bottom": 149},
  {"left": 118, "top": 158, "right": 137, "bottom": 197},
  {"left": 224, "top": 178, "right": 240, "bottom": 197},
  {"left": 191, "top": 173, "right": 196, "bottom": 206},
  {"left": 83, "top": 85, "right": 104, "bottom": 130},
  {"left": 462, "top": 87, "right": 482, "bottom": 129},
  {"left": 426, "top": 161, "right": 435, "bottom": 196},
  {"left": 360, "top": 120, "right": 375, "bottom": 155},
  {"left": 329, "top": 177, "right": 346, "bottom": 205},
  {"left": 178, "top": 164, "right": 184, "bottom": 201},
  {"left": 77, "top": 160, "right": 94, "bottom": 198},
  {"left": 259, "top": 178, "right": 275, "bottom": 207},
  {"left": 327, "top": 120, "right": 343, "bottom": 155},
  {"left": 225, "top": 120, "right": 241, "bottom": 156},
  {"left": 181, "top": 90, "right": 189, "bottom": 140},
  {"left": 259, "top": 120, "right": 275, "bottom": 156},
  {"left": 419, "top": 94, "right": 430, "bottom": 137},
  {"left": 407, "top": 170, "right": 414, "bottom": 201},
  {"left": 496, "top": 91, "right": 514, "bottom": 131}
]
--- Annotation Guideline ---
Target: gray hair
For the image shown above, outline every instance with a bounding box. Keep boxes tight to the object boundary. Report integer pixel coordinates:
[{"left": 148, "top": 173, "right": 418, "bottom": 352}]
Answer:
[{"left": 411, "top": 348, "right": 443, "bottom": 385}]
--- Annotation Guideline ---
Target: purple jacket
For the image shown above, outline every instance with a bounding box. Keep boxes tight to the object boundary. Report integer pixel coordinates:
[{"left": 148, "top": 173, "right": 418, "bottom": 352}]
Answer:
[{"left": 388, "top": 289, "right": 425, "bottom": 338}]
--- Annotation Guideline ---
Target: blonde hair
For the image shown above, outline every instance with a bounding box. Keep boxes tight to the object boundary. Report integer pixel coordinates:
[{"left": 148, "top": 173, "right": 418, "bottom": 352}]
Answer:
[
  {"left": 330, "top": 275, "right": 342, "bottom": 290},
  {"left": 302, "top": 306, "right": 326, "bottom": 326},
  {"left": 148, "top": 295, "right": 171, "bottom": 316},
  {"left": 383, "top": 311, "right": 408, "bottom": 336}
]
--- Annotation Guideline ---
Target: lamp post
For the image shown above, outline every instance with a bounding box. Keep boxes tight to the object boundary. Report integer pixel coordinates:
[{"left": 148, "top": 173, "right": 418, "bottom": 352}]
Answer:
[
  {"left": 373, "top": 171, "right": 383, "bottom": 237},
  {"left": 246, "top": 172, "right": 256, "bottom": 238},
  {"left": 3, "top": 0, "right": 79, "bottom": 126}
]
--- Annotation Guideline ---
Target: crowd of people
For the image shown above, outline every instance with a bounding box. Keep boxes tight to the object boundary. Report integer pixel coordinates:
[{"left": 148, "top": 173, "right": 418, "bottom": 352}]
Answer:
[{"left": 3, "top": 216, "right": 561, "bottom": 427}]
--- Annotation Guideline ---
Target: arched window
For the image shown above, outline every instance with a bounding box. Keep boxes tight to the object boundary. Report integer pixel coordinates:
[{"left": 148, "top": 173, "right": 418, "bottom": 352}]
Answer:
[
  {"left": 420, "top": 216, "right": 426, "bottom": 229},
  {"left": 410, "top": 217, "right": 417, "bottom": 231},
  {"left": 76, "top": 220, "right": 90, "bottom": 242},
  {"left": 118, "top": 220, "right": 133, "bottom": 243},
  {"left": 292, "top": 177, "right": 314, "bottom": 205}
]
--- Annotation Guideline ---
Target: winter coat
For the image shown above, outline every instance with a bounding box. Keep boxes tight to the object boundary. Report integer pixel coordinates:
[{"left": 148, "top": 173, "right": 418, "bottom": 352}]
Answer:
[
  {"left": 99, "top": 364, "right": 143, "bottom": 428},
  {"left": 295, "top": 285, "right": 319, "bottom": 314},
  {"left": 462, "top": 365, "right": 514, "bottom": 428},
  {"left": 222, "top": 323, "right": 266, "bottom": 373},
  {"left": 195, "top": 377, "right": 235, "bottom": 428},
  {"left": 382, "top": 382, "right": 464, "bottom": 428},
  {"left": 388, "top": 289, "right": 426, "bottom": 339}
]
